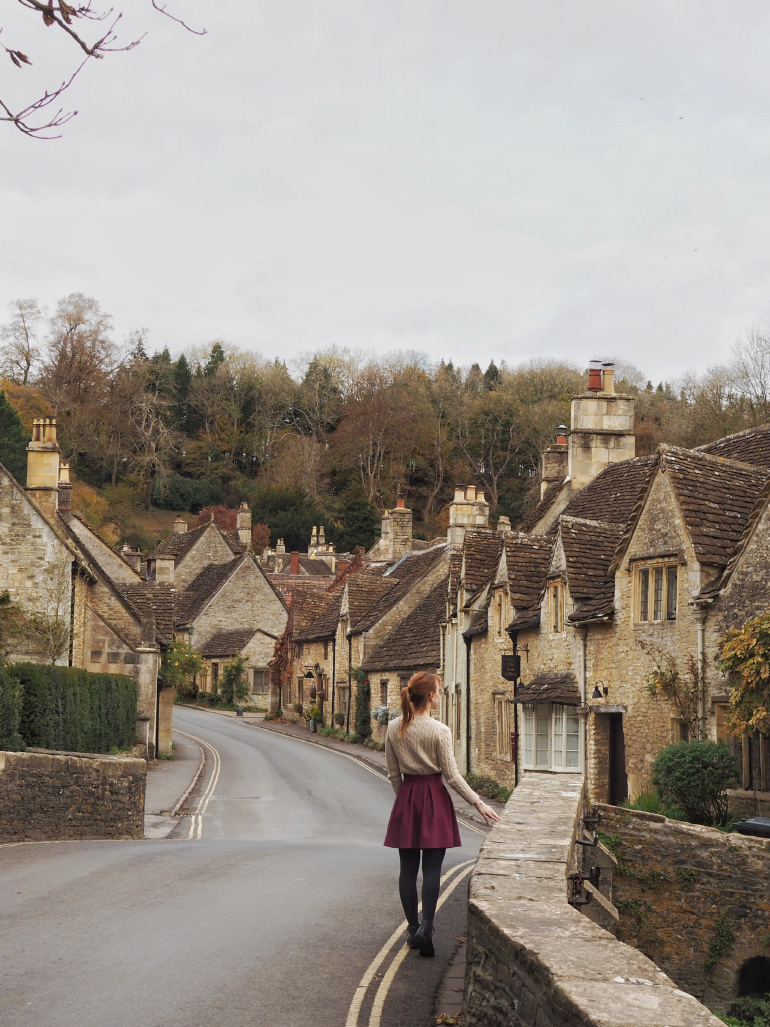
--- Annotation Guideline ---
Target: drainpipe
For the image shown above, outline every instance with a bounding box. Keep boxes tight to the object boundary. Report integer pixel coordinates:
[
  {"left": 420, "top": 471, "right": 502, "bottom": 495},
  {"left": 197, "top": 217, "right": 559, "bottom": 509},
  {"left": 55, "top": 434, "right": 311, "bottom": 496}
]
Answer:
[
  {"left": 510, "top": 628, "right": 519, "bottom": 785},
  {"left": 347, "top": 632, "right": 353, "bottom": 733},
  {"left": 576, "top": 625, "right": 588, "bottom": 785},
  {"left": 331, "top": 637, "right": 336, "bottom": 720},
  {"left": 464, "top": 636, "right": 471, "bottom": 776},
  {"left": 694, "top": 607, "right": 707, "bottom": 740}
]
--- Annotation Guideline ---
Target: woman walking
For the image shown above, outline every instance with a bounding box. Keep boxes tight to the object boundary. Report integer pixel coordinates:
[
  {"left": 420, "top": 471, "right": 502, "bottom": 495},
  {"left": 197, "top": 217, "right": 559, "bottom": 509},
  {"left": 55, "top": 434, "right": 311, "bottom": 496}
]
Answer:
[{"left": 384, "top": 671, "right": 501, "bottom": 957}]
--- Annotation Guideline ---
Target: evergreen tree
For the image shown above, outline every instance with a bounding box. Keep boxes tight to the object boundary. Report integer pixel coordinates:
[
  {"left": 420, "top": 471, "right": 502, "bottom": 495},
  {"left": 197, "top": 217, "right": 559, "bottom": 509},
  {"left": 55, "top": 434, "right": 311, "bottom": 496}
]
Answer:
[
  {"left": 204, "top": 342, "right": 226, "bottom": 377},
  {"left": 173, "top": 353, "right": 192, "bottom": 432},
  {"left": 483, "top": 360, "right": 501, "bottom": 391},
  {"left": 335, "top": 483, "right": 379, "bottom": 552},
  {"left": 0, "top": 390, "right": 29, "bottom": 483}
]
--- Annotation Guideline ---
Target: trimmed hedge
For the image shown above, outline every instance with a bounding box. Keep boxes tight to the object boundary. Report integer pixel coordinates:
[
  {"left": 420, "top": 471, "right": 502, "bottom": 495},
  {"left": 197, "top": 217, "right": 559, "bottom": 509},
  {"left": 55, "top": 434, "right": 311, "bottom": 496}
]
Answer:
[
  {"left": 0, "top": 664, "right": 24, "bottom": 751},
  {"left": 5, "top": 663, "right": 137, "bottom": 754}
]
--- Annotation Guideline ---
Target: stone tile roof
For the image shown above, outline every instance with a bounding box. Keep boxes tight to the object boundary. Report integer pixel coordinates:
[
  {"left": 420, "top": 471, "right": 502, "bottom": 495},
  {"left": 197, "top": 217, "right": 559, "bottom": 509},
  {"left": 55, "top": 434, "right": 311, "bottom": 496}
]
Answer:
[
  {"left": 220, "top": 530, "right": 248, "bottom": 555},
  {"left": 569, "top": 579, "right": 616, "bottom": 624},
  {"left": 59, "top": 512, "right": 175, "bottom": 646},
  {"left": 462, "top": 530, "right": 503, "bottom": 594},
  {"left": 277, "top": 555, "right": 335, "bottom": 576},
  {"left": 295, "top": 591, "right": 344, "bottom": 642},
  {"left": 514, "top": 671, "right": 580, "bottom": 704},
  {"left": 200, "top": 627, "right": 258, "bottom": 657},
  {"left": 153, "top": 521, "right": 211, "bottom": 561},
  {"left": 520, "top": 480, "right": 567, "bottom": 532},
  {"left": 176, "top": 557, "right": 243, "bottom": 624},
  {"left": 660, "top": 445, "right": 769, "bottom": 568},
  {"left": 505, "top": 533, "right": 554, "bottom": 607},
  {"left": 448, "top": 551, "right": 462, "bottom": 597},
  {"left": 559, "top": 456, "right": 657, "bottom": 527},
  {"left": 351, "top": 544, "right": 449, "bottom": 634},
  {"left": 560, "top": 517, "right": 625, "bottom": 601},
  {"left": 508, "top": 607, "right": 540, "bottom": 630},
  {"left": 117, "top": 582, "right": 176, "bottom": 643},
  {"left": 699, "top": 424, "right": 770, "bottom": 469},
  {"left": 463, "top": 611, "right": 488, "bottom": 639},
  {"left": 362, "top": 576, "right": 448, "bottom": 672},
  {"left": 285, "top": 583, "right": 337, "bottom": 633}
]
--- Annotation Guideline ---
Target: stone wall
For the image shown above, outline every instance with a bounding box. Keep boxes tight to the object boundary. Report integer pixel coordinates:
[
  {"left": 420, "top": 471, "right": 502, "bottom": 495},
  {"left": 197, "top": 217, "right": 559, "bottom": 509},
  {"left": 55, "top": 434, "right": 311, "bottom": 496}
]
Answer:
[
  {"left": 0, "top": 749, "right": 146, "bottom": 841},
  {"left": 174, "top": 523, "right": 235, "bottom": 589},
  {"left": 464, "top": 774, "right": 722, "bottom": 1027},
  {"left": 600, "top": 804, "right": 770, "bottom": 1013}
]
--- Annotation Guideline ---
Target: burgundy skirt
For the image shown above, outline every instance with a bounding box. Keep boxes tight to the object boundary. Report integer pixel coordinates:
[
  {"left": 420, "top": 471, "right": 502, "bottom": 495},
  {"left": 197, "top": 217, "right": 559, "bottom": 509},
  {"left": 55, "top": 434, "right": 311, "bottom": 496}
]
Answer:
[{"left": 384, "top": 773, "right": 462, "bottom": 849}]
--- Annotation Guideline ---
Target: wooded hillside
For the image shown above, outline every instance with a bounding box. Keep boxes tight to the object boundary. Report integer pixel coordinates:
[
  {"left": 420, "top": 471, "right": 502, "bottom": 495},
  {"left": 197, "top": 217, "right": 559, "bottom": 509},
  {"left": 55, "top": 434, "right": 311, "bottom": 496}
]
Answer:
[{"left": 3, "top": 293, "right": 769, "bottom": 552}]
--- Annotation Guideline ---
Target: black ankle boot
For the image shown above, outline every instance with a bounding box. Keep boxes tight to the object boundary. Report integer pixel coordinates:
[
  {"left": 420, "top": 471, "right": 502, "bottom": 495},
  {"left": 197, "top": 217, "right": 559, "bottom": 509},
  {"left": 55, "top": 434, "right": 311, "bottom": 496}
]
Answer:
[
  {"left": 406, "top": 924, "right": 420, "bottom": 948},
  {"left": 413, "top": 920, "right": 434, "bottom": 957}
]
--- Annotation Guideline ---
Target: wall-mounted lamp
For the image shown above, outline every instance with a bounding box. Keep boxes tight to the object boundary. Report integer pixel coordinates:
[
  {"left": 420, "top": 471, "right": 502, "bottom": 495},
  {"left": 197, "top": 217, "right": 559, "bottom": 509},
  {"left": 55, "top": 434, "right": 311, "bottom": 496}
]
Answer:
[{"left": 591, "top": 682, "right": 609, "bottom": 699}]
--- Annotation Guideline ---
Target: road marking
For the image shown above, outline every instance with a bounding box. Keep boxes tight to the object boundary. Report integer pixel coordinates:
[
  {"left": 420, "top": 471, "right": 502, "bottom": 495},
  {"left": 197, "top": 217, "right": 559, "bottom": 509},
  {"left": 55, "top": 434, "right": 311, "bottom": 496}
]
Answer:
[
  {"left": 175, "top": 730, "right": 222, "bottom": 841},
  {"left": 345, "top": 859, "right": 474, "bottom": 1027},
  {"left": 367, "top": 863, "right": 473, "bottom": 1027}
]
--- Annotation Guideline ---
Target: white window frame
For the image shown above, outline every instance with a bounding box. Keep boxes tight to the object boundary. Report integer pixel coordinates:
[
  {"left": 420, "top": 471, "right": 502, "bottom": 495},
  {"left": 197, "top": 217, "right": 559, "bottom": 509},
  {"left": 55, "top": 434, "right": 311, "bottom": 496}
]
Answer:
[
  {"left": 634, "top": 561, "right": 678, "bottom": 624},
  {"left": 521, "top": 702, "right": 583, "bottom": 772}
]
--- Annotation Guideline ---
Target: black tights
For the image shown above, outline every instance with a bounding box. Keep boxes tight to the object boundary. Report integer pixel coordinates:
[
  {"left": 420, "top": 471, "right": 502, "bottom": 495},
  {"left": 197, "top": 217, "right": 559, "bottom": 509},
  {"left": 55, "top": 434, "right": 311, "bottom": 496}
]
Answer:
[{"left": 398, "top": 847, "right": 446, "bottom": 929}]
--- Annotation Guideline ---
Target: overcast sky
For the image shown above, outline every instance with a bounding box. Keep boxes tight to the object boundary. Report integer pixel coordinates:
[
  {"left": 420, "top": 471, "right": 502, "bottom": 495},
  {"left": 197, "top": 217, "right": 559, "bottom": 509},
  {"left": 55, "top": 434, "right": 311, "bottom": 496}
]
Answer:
[{"left": 3, "top": 1, "right": 770, "bottom": 379}]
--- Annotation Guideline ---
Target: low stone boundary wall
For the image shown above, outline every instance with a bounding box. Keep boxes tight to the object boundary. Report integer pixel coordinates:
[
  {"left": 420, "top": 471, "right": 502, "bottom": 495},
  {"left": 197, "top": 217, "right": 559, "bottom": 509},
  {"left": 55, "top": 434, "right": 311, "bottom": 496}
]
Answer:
[
  {"left": 600, "top": 804, "right": 770, "bottom": 1013},
  {"left": 463, "top": 773, "right": 723, "bottom": 1027},
  {"left": 0, "top": 749, "right": 146, "bottom": 842}
]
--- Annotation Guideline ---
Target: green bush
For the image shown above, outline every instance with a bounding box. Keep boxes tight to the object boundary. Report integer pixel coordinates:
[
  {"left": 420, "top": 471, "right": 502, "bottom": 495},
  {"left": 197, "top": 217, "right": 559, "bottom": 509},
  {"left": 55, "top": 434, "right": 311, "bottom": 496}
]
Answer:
[
  {"left": 220, "top": 657, "right": 249, "bottom": 705},
  {"left": 464, "top": 772, "right": 512, "bottom": 804},
  {"left": 8, "top": 663, "right": 137, "bottom": 754},
  {"left": 726, "top": 994, "right": 770, "bottom": 1026},
  {"left": 652, "top": 741, "right": 738, "bottom": 826},
  {"left": 0, "top": 664, "right": 25, "bottom": 751}
]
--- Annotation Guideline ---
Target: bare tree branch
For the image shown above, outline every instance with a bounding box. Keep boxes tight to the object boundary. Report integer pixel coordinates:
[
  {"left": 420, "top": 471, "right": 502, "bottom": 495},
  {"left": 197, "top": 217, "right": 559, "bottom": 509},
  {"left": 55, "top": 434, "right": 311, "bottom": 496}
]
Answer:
[{"left": 1, "top": 1, "right": 203, "bottom": 138}]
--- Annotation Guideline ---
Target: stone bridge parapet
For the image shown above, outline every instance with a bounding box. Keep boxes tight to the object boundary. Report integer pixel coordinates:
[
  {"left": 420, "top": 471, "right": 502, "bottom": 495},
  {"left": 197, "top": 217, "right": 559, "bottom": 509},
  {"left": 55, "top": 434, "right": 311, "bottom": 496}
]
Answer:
[{"left": 463, "top": 773, "right": 723, "bottom": 1026}]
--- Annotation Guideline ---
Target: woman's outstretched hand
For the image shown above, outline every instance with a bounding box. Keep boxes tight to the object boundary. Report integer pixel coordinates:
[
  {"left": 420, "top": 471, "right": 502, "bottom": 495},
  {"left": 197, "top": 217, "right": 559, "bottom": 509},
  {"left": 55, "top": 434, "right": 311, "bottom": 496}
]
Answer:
[{"left": 475, "top": 800, "right": 502, "bottom": 825}]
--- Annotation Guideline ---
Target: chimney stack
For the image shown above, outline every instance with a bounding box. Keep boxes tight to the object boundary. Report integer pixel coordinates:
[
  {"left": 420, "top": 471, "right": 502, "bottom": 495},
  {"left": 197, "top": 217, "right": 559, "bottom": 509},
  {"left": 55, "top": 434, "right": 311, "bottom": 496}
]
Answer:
[
  {"left": 388, "top": 494, "right": 413, "bottom": 561},
  {"left": 447, "top": 484, "right": 490, "bottom": 546},
  {"left": 236, "top": 502, "right": 252, "bottom": 546},
  {"left": 154, "top": 555, "right": 175, "bottom": 583},
  {"left": 567, "top": 361, "right": 635, "bottom": 488},
  {"left": 57, "top": 462, "right": 73, "bottom": 513},
  {"left": 173, "top": 515, "right": 188, "bottom": 534},
  {"left": 120, "top": 545, "right": 143, "bottom": 574},
  {"left": 290, "top": 550, "right": 300, "bottom": 575},
  {"left": 26, "top": 418, "right": 62, "bottom": 520},
  {"left": 496, "top": 515, "right": 512, "bottom": 536}
]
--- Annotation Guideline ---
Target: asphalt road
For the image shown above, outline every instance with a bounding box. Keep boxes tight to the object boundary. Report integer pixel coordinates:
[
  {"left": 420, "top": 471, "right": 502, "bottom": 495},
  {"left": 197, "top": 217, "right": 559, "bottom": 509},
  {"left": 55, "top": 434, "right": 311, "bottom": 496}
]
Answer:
[{"left": 0, "top": 706, "right": 483, "bottom": 1027}]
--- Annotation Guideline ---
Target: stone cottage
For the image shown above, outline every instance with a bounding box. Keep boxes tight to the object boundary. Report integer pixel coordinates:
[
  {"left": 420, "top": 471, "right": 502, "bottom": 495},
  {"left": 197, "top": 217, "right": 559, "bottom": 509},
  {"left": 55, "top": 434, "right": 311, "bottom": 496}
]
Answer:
[{"left": 0, "top": 419, "right": 174, "bottom": 756}]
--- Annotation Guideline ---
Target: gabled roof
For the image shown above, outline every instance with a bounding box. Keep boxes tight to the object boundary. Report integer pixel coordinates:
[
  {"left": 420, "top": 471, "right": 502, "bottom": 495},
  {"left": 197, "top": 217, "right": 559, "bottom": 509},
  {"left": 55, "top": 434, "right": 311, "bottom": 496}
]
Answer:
[
  {"left": 59, "top": 510, "right": 175, "bottom": 646},
  {"left": 659, "top": 445, "right": 769, "bottom": 568},
  {"left": 200, "top": 627, "right": 259, "bottom": 657},
  {"left": 277, "top": 555, "right": 335, "bottom": 576},
  {"left": 153, "top": 521, "right": 211, "bottom": 561},
  {"left": 176, "top": 556, "right": 244, "bottom": 624},
  {"left": 351, "top": 544, "right": 448, "bottom": 635},
  {"left": 699, "top": 424, "right": 770, "bottom": 469},
  {"left": 504, "top": 533, "right": 554, "bottom": 608},
  {"left": 295, "top": 590, "right": 345, "bottom": 642},
  {"left": 558, "top": 456, "right": 656, "bottom": 528},
  {"left": 285, "top": 583, "right": 337, "bottom": 633},
  {"left": 520, "top": 480, "right": 567, "bottom": 533},
  {"left": 463, "top": 610, "right": 488, "bottom": 639},
  {"left": 117, "top": 582, "right": 176, "bottom": 642},
  {"left": 560, "top": 517, "right": 624, "bottom": 601},
  {"left": 462, "top": 530, "right": 503, "bottom": 594},
  {"left": 362, "top": 576, "right": 448, "bottom": 672}
]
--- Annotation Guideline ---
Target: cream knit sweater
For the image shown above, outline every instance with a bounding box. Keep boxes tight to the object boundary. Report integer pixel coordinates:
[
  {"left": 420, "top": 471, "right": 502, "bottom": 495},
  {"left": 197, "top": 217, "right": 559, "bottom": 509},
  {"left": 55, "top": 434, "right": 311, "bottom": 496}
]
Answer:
[{"left": 385, "top": 714, "right": 480, "bottom": 806}]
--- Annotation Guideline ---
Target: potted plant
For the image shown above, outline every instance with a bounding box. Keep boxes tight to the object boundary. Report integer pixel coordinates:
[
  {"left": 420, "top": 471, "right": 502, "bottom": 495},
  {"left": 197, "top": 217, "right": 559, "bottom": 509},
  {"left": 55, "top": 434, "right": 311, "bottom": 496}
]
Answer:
[
  {"left": 333, "top": 712, "right": 345, "bottom": 729},
  {"left": 306, "top": 706, "right": 322, "bottom": 732}
]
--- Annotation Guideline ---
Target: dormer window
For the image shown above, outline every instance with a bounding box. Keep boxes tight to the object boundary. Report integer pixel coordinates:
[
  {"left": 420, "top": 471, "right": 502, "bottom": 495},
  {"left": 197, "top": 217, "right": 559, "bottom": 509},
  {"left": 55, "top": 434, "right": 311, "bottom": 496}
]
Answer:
[
  {"left": 635, "top": 562, "right": 678, "bottom": 623},
  {"left": 549, "top": 581, "right": 564, "bottom": 634}
]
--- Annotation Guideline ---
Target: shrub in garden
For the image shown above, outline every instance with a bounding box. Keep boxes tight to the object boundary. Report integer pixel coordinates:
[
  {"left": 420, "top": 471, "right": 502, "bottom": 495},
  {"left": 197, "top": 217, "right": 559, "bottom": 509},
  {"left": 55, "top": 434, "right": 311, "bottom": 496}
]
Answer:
[
  {"left": 651, "top": 741, "right": 738, "bottom": 826},
  {"left": 220, "top": 656, "right": 249, "bottom": 705},
  {"left": 352, "top": 669, "right": 371, "bottom": 739}
]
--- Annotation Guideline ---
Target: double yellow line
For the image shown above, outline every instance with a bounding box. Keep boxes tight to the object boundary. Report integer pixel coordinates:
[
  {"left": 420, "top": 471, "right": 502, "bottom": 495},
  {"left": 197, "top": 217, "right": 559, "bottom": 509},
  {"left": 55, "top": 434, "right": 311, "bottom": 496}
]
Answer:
[
  {"left": 345, "top": 859, "right": 474, "bottom": 1027},
  {"left": 175, "top": 729, "right": 222, "bottom": 841}
]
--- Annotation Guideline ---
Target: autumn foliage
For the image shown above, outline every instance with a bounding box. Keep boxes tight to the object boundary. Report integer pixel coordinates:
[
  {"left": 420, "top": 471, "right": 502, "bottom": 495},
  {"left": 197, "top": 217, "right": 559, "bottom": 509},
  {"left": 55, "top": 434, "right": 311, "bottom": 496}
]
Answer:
[{"left": 718, "top": 611, "right": 770, "bottom": 735}]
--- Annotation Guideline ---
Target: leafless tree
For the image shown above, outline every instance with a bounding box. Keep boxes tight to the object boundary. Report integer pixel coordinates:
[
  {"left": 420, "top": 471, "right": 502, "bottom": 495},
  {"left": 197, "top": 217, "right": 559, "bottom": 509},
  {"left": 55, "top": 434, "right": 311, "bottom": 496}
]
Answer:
[
  {"left": 732, "top": 329, "right": 770, "bottom": 426},
  {"left": 22, "top": 555, "right": 76, "bottom": 664},
  {"left": 0, "top": 297, "right": 43, "bottom": 384},
  {"left": 2, "top": 1, "right": 204, "bottom": 138}
]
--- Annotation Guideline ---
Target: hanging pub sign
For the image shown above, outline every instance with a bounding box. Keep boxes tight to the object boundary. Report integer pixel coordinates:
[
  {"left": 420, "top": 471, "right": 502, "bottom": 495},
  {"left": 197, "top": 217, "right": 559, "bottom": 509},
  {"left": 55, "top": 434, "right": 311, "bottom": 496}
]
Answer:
[{"left": 501, "top": 655, "right": 519, "bottom": 682}]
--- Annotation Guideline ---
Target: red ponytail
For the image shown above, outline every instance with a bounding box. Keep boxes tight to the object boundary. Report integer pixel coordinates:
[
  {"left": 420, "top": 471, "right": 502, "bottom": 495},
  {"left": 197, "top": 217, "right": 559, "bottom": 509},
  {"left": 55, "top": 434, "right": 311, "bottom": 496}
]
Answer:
[{"left": 398, "top": 672, "right": 439, "bottom": 736}]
